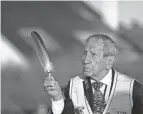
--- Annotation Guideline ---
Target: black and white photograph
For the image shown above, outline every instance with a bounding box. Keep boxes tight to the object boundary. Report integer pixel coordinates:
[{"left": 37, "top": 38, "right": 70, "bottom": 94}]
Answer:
[{"left": 1, "top": 1, "right": 143, "bottom": 114}]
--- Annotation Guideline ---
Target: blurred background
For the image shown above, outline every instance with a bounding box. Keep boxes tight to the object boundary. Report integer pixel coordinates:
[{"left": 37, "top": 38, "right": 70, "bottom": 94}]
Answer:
[{"left": 1, "top": 1, "right": 143, "bottom": 114}]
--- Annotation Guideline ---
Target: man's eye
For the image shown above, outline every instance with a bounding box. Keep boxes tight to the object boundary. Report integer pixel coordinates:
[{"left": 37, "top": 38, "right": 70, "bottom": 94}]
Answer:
[
  {"left": 84, "top": 51, "right": 87, "bottom": 54},
  {"left": 91, "top": 52, "right": 96, "bottom": 56}
]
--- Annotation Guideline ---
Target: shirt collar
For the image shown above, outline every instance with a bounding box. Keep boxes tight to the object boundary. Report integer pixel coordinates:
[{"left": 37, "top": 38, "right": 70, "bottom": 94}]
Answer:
[
  {"left": 91, "top": 69, "right": 112, "bottom": 86},
  {"left": 100, "top": 69, "right": 112, "bottom": 86}
]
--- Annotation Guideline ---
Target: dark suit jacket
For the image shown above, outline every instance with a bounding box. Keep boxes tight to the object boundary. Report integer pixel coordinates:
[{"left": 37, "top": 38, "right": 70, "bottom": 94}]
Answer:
[{"left": 49, "top": 72, "right": 143, "bottom": 114}]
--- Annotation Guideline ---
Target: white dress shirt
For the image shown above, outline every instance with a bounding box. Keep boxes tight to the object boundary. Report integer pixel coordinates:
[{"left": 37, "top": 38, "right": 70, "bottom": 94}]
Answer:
[
  {"left": 52, "top": 69, "right": 112, "bottom": 114},
  {"left": 91, "top": 69, "right": 112, "bottom": 103},
  {"left": 52, "top": 97, "right": 64, "bottom": 114}
]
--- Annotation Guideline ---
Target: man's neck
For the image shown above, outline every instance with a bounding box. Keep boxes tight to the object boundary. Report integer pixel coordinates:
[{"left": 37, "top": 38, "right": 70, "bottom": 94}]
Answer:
[{"left": 92, "top": 69, "right": 110, "bottom": 81}]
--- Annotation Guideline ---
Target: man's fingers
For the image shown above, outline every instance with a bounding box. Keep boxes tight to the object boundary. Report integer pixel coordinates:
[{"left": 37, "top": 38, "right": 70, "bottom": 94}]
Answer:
[
  {"left": 44, "top": 77, "right": 61, "bottom": 97},
  {"left": 45, "top": 76, "right": 55, "bottom": 81},
  {"left": 44, "top": 80, "right": 56, "bottom": 86},
  {"left": 48, "top": 90, "right": 56, "bottom": 95},
  {"left": 44, "top": 85, "right": 56, "bottom": 91},
  {"left": 44, "top": 82, "right": 55, "bottom": 86},
  {"left": 44, "top": 86, "right": 54, "bottom": 92},
  {"left": 50, "top": 76, "right": 54, "bottom": 80}
]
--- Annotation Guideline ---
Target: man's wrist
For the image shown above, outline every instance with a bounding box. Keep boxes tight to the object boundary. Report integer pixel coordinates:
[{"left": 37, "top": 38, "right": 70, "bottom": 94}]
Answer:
[{"left": 53, "top": 94, "right": 63, "bottom": 101}]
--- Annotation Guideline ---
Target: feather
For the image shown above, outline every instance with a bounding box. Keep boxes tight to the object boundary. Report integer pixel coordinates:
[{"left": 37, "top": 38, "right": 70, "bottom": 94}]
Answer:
[{"left": 31, "top": 31, "right": 54, "bottom": 77}]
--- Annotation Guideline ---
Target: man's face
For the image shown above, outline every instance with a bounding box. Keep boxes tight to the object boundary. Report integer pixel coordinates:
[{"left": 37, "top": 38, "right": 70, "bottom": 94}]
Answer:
[{"left": 82, "top": 39, "right": 108, "bottom": 78}]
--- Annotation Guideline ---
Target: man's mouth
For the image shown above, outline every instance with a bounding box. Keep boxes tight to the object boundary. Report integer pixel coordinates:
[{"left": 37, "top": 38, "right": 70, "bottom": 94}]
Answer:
[{"left": 83, "top": 68, "right": 92, "bottom": 71}]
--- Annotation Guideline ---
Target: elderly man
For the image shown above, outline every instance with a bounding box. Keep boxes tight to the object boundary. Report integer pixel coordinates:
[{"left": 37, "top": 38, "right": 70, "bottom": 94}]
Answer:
[{"left": 44, "top": 34, "right": 143, "bottom": 114}]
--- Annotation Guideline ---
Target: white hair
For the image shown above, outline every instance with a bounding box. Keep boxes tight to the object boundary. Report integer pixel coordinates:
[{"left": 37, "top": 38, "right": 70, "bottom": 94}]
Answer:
[{"left": 86, "top": 34, "right": 119, "bottom": 57}]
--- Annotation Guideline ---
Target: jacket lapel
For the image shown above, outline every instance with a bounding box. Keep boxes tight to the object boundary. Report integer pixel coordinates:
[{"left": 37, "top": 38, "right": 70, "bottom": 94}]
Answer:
[{"left": 83, "top": 77, "right": 94, "bottom": 112}]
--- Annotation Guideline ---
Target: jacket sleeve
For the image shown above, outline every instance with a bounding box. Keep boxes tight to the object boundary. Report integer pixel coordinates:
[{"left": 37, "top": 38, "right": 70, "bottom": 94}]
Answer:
[
  {"left": 61, "top": 80, "right": 75, "bottom": 114},
  {"left": 132, "top": 80, "right": 143, "bottom": 114},
  {"left": 48, "top": 80, "right": 75, "bottom": 114}
]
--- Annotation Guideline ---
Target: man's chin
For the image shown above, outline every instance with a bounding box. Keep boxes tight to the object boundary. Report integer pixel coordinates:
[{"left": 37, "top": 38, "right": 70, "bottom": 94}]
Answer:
[{"left": 83, "top": 72, "right": 92, "bottom": 77}]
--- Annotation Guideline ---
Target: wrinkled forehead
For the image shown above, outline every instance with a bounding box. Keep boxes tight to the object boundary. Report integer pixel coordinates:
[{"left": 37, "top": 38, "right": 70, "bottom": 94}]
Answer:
[{"left": 85, "top": 38, "right": 104, "bottom": 51}]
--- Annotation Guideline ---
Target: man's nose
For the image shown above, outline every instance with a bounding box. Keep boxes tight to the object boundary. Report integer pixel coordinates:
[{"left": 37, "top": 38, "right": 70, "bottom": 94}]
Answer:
[{"left": 82, "top": 54, "right": 90, "bottom": 64}]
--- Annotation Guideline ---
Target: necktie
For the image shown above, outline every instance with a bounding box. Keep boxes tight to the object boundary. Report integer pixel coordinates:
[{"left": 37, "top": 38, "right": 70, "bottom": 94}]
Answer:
[{"left": 92, "top": 82, "right": 106, "bottom": 114}]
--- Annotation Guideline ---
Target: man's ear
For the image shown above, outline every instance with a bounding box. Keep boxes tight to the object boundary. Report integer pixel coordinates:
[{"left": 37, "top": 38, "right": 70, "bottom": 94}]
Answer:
[{"left": 106, "top": 56, "right": 115, "bottom": 70}]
